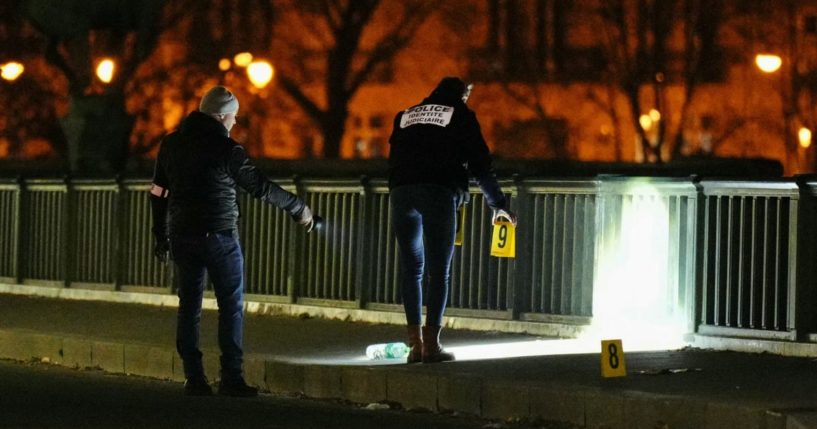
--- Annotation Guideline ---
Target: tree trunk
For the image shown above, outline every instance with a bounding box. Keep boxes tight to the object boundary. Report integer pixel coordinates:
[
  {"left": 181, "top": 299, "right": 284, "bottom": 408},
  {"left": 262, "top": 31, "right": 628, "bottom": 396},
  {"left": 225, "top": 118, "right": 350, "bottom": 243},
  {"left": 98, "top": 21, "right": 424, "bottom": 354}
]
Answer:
[
  {"left": 626, "top": 84, "right": 652, "bottom": 162},
  {"left": 60, "top": 92, "right": 133, "bottom": 175},
  {"left": 321, "top": 108, "right": 348, "bottom": 159},
  {"left": 605, "top": 83, "right": 624, "bottom": 162},
  {"left": 552, "top": 0, "right": 566, "bottom": 75},
  {"left": 488, "top": 0, "right": 500, "bottom": 52},
  {"left": 535, "top": 0, "right": 547, "bottom": 76}
]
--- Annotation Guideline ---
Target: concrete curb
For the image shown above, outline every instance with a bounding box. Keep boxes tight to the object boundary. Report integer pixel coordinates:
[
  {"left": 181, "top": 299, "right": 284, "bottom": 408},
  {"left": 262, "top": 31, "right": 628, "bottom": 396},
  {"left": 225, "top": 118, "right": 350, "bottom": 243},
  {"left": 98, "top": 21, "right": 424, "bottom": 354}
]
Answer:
[
  {"left": 693, "top": 334, "right": 817, "bottom": 357},
  {"left": 0, "top": 327, "right": 806, "bottom": 429}
]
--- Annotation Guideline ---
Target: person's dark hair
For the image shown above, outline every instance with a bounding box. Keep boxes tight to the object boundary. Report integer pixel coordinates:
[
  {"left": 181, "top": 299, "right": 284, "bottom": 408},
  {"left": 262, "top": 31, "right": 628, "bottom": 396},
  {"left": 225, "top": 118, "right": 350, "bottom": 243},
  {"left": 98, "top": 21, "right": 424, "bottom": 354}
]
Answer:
[{"left": 430, "top": 77, "right": 468, "bottom": 102}]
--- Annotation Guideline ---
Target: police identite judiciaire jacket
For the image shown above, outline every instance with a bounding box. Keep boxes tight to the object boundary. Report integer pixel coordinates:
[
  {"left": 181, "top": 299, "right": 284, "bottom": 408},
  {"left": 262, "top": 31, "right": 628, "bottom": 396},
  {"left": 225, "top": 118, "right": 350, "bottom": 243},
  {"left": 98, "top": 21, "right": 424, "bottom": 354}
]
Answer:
[{"left": 388, "top": 93, "right": 507, "bottom": 210}]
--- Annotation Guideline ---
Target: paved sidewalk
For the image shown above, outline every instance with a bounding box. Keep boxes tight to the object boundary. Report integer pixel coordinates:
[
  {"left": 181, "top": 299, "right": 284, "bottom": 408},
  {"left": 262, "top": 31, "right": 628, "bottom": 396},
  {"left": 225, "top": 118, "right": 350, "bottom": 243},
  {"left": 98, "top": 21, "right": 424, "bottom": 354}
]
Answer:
[{"left": 1, "top": 293, "right": 817, "bottom": 429}]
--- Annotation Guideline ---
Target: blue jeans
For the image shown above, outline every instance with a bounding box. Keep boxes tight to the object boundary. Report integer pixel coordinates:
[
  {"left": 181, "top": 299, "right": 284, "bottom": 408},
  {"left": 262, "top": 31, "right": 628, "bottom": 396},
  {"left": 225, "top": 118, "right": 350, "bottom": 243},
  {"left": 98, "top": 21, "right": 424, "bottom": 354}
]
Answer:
[
  {"left": 171, "top": 230, "right": 244, "bottom": 380},
  {"left": 390, "top": 185, "right": 459, "bottom": 326}
]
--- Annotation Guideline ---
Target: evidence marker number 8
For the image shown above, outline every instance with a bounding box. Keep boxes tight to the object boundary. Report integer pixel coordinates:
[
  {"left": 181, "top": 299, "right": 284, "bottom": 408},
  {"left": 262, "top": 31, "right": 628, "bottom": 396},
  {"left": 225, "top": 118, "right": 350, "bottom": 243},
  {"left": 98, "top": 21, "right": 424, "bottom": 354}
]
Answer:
[{"left": 600, "top": 339, "right": 627, "bottom": 378}]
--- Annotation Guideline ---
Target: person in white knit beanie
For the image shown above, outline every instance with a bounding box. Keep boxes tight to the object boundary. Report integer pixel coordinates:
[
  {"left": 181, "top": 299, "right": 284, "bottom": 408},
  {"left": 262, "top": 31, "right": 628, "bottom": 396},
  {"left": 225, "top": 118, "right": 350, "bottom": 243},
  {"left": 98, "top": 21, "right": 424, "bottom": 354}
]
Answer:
[
  {"left": 150, "top": 84, "right": 316, "bottom": 398},
  {"left": 199, "top": 85, "right": 240, "bottom": 132}
]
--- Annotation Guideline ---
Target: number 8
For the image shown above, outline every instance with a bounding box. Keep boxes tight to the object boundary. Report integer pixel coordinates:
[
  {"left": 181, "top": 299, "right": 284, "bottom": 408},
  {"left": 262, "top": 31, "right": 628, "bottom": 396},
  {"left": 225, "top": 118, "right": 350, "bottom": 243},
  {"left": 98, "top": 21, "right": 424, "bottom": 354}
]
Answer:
[{"left": 608, "top": 343, "right": 619, "bottom": 369}]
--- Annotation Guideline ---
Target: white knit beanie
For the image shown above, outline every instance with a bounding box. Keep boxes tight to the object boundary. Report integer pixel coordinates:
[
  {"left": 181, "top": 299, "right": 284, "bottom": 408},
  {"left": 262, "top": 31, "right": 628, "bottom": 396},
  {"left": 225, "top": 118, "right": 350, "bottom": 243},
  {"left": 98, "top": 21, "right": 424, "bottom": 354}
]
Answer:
[{"left": 199, "top": 86, "right": 239, "bottom": 114}]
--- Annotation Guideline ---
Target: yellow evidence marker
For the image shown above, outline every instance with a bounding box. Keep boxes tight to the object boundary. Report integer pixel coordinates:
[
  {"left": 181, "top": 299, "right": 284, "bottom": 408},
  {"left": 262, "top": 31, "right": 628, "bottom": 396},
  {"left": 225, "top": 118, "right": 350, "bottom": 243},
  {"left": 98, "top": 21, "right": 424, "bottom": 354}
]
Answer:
[
  {"left": 490, "top": 220, "right": 516, "bottom": 258},
  {"left": 455, "top": 205, "right": 465, "bottom": 246},
  {"left": 600, "top": 339, "right": 627, "bottom": 378}
]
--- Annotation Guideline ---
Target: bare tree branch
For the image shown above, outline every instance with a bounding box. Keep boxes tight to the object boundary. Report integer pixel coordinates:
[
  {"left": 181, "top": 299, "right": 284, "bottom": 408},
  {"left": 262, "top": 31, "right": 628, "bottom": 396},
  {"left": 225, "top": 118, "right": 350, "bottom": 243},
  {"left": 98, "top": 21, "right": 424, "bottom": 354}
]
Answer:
[
  {"left": 278, "top": 74, "right": 325, "bottom": 126},
  {"left": 500, "top": 81, "right": 547, "bottom": 120},
  {"left": 321, "top": 0, "right": 343, "bottom": 33},
  {"left": 43, "top": 38, "right": 82, "bottom": 94},
  {"left": 347, "top": 1, "right": 434, "bottom": 95}
]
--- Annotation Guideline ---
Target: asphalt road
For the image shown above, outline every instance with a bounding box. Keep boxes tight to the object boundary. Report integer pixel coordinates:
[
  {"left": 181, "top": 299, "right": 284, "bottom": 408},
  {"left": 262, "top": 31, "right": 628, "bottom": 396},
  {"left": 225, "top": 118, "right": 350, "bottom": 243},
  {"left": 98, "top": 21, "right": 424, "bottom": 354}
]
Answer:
[{"left": 0, "top": 360, "right": 577, "bottom": 429}]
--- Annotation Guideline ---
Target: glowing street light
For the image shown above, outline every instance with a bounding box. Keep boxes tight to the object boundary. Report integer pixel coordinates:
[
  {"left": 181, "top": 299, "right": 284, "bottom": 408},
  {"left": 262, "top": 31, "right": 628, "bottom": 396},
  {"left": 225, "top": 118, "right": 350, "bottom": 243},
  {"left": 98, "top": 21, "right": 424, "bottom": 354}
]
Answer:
[
  {"left": 234, "top": 52, "right": 253, "bottom": 68},
  {"left": 1, "top": 62, "right": 24, "bottom": 81},
  {"left": 218, "top": 58, "right": 231, "bottom": 71},
  {"left": 755, "top": 54, "right": 782, "bottom": 73},
  {"left": 247, "top": 60, "right": 274, "bottom": 89},
  {"left": 649, "top": 109, "right": 661, "bottom": 122},
  {"left": 96, "top": 58, "right": 115, "bottom": 83},
  {"left": 799, "top": 127, "right": 812, "bottom": 149},
  {"left": 639, "top": 114, "right": 653, "bottom": 131}
]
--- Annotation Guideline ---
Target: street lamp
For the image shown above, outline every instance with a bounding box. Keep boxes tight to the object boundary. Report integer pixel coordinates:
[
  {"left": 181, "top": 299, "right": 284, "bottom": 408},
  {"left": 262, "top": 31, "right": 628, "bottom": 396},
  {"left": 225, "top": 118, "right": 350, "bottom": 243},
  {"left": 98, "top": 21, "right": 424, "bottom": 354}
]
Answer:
[
  {"left": 247, "top": 60, "right": 274, "bottom": 89},
  {"left": 755, "top": 54, "right": 782, "bottom": 73},
  {"left": 234, "top": 52, "right": 253, "bottom": 68},
  {"left": 96, "top": 58, "right": 115, "bottom": 83},
  {"left": 1, "top": 62, "right": 24, "bottom": 81},
  {"left": 639, "top": 114, "right": 653, "bottom": 132},
  {"left": 799, "top": 127, "right": 812, "bottom": 149}
]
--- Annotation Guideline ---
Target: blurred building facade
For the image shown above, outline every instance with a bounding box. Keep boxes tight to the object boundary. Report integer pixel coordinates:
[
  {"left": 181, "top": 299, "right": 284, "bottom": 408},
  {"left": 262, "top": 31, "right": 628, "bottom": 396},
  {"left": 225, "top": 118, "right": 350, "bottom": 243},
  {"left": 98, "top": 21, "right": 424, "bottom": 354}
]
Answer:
[{"left": 3, "top": 0, "right": 817, "bottom": 174}]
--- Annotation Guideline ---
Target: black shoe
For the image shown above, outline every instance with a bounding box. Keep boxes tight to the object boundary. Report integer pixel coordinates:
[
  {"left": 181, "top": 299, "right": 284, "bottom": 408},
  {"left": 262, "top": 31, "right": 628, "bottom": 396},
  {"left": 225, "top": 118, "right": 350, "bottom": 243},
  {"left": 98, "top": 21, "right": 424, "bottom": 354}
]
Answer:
[
  {"left": 184, "top": 377, "right": 213, "bottom": 396},
  {"left": 218, "top": 377, "right": 258, "bottom": 397}
]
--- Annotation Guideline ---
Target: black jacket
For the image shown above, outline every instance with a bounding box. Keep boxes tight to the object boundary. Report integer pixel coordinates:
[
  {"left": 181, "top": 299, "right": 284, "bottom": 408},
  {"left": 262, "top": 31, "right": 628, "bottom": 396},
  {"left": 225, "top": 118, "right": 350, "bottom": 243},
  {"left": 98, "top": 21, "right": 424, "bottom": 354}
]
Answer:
[
  {"left": 388, "top": 94, "right": 506, "bottom": 209},
  {"left": 150, "top": 111, "right": 305, "bottom": 237}
]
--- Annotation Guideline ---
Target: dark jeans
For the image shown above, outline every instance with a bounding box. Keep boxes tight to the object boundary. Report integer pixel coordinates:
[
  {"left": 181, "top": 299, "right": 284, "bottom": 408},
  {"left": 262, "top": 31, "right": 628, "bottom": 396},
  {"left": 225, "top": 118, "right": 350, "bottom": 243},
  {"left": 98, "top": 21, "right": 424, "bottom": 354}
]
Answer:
[
  {"left": 170, "top": 230, "right": 244, "bottom": 381},
  {"left": 390, "top": 184, "right": 459, "bottom": 326}
]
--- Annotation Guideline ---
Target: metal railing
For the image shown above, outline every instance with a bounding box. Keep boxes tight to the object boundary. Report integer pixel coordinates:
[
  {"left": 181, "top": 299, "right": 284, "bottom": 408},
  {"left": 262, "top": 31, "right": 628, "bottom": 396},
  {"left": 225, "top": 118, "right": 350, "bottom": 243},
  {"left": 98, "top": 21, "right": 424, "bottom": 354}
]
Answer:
[
  {"left": 2, "top": 175, "right": 816, "bottom": 342},
  {"left": 70, "top": 180, "right": 118, "bottom": 289},
  {"left": 21, "top": 179, "right": 68, "bottom": 287},
  {"left": 0, "top": 179, "right": 20, "bottom": 284},
  {"left": 697, "top": 180, "right": 801, "bottom": 340},
  {"left": 517, "top": 179, "right": 598, "bottom": 324},
  {"left": 119, "top": 179, "right": 171, "bottom": 292}
]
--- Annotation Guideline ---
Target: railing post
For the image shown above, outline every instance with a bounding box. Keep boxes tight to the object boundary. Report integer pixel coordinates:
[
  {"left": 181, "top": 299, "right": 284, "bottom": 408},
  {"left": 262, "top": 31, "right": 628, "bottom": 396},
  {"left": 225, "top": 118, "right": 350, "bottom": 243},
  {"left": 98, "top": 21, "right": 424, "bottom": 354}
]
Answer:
[
  {"left": 510, "top": 174, "right": 530, "bottom": 320},
  {"left": 794, "top": 175, "right": 816, "bottom": 339},
  {"left": 689, "top": 176, "right": 704, "bottom": 336},
  {"left": 287, "top": 175, "right": 302, "bottom": 304},
  {"left": 694, "top": 178, "right": 710, "bottom": 334},
  {"left": 355, "top": 175, "right": 373, "bottom": 309},
  {"left": 787, "top": 191, "right": 800, "bottom": 335},
  {"left": 63, "top": 176, "right": 73, "bottom": 288},
  {"left": 113, "top": 176, "right": 124, "bottom": 291},
  {"left": 13, "top": 176, "right": 24, "bottom": 285}
]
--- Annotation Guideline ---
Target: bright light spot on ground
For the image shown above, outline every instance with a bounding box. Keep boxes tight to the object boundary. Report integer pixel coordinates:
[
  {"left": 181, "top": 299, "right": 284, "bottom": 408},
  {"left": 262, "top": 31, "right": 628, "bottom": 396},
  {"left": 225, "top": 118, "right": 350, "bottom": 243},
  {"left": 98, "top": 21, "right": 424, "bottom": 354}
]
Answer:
[
  {"left": 448, "top": 339, "right": 593, "bottom": 360},
  {"left": 1, "top": 62, "right": 24, "bottom": 81},
  {"left": 294, "top": 328, "right": 689, "bottom": 365},
  {"left": 447, "top": 334, "right": 686, "bottom": 362},
  {"left": 96, "top": 59, "right": 115, "bottom": 83}
]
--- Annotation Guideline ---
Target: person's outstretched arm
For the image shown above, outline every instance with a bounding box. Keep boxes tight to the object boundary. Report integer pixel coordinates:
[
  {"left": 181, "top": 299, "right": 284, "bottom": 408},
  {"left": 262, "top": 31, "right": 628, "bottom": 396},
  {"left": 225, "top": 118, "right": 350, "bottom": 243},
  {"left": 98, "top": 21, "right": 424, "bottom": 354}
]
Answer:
[
  {"left": 462, "top": 111, "right": 506, "bottom": 209},
  {"left": 228, "top": 145, "right": 314, "bottom": 228},
  {"left": 462, "top": 111, "right": 517, "bottom": 225}
]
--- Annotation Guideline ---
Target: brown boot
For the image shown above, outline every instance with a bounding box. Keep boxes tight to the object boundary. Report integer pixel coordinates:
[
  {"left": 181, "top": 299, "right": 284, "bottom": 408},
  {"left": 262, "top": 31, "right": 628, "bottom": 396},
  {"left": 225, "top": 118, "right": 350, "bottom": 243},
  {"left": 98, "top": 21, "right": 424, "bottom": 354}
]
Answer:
[
  {"left": 407, "top": 325, "right": 423, "bottom": 364},
  {"left": 422, "top": 325, "right": 456, "bottom": 363}
]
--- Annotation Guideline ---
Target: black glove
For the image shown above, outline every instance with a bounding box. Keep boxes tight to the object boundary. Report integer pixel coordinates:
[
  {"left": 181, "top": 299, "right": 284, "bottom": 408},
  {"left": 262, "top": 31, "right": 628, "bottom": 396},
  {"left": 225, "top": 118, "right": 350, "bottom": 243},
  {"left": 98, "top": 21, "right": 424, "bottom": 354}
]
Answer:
[{"left": 154, "top": 237, "right": 170, "bottom": 263}]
